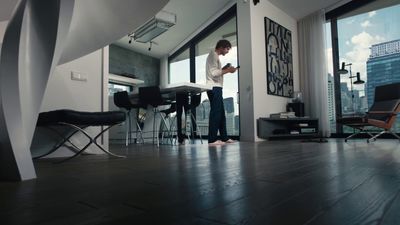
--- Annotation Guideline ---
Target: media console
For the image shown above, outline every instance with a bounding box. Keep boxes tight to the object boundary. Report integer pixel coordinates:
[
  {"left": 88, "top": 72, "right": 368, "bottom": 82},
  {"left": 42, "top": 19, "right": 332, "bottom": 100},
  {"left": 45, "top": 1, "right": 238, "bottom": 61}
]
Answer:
[{"left": 257, "top": 117, "right": 319, "bottom": 140}]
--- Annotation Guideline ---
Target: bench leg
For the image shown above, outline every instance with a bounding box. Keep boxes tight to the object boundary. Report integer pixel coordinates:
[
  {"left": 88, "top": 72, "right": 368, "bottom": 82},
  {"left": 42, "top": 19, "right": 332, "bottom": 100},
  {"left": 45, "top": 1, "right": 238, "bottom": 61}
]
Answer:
[
  {"left": 33, "top": 126, "right": 83, "bottom": 159},
  {"left": 92, "top": 124, "right": 126, "bottom": 158},
  {"left": 54, "top": 122, "right": 126, "bottom": 163}
]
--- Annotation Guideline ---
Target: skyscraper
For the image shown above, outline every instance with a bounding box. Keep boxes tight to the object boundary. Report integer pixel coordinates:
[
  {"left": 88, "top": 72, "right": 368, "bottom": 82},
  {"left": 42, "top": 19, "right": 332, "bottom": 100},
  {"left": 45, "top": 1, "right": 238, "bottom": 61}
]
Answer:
[
  {"left": 327, "top": 74, "right": 336, "bottom": 132},
  {"left": 366, "top": 39, "right": 400, "bottom": 106},
  {"left": 366, "top": 39, "right": 400, "bottom": 132},
  {"left": 197, "top": 97, "right": 239, "bottom": 136},
  {"left": 223, "top": 97, "right": 236, "bottom": 135}
]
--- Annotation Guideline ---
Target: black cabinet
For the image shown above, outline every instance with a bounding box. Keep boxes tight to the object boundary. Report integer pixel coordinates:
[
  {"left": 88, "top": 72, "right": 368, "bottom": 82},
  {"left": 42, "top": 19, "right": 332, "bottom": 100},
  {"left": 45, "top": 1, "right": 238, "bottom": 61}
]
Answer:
[{"left": 257, "top": 117, "right": 318, "bottom": 139}]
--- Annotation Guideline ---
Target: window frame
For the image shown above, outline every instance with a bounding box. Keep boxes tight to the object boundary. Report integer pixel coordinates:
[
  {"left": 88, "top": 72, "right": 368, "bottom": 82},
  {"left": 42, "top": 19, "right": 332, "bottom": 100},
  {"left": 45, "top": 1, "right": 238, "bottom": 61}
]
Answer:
[
  {"left": 168, "top": 5, "right": 237, "bottom": 83},
  {"left": 168, "top": 5, "right": 239, "bottom": 138},
  {"left": 326, "top": 0, "right": 400, "bottom": 136}
]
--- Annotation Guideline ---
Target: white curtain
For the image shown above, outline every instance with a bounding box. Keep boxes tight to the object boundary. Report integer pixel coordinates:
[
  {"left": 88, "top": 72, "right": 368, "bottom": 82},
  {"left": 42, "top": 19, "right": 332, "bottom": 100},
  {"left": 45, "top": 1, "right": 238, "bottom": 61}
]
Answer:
[{"left": 298, "top": 10, "right": 330, "bottom": 137}]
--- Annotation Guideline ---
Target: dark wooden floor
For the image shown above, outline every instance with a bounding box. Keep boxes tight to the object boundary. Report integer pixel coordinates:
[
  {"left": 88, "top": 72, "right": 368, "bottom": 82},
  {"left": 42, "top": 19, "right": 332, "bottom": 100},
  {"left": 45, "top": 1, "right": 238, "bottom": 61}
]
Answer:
[{"left": 1, "top": 139, "right": 400, "bottom": 225}]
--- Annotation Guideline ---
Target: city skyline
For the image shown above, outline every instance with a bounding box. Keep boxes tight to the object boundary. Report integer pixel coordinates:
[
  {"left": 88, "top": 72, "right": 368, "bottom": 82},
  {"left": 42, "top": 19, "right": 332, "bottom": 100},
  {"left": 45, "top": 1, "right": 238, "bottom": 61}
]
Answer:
[
  {"left": 326, "top": 3, "right": 400, "bottom": 133},
  {"left": 326, "top": 4, "right": 400, "bottom": 96}
]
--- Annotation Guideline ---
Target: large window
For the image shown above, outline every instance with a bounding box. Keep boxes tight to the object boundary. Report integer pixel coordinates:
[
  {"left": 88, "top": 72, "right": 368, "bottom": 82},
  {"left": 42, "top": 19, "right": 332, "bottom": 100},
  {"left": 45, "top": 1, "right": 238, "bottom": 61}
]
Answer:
[
  {"left": 169, "top": 48, "right": 190, "bottom": 83},
  {"left": 108, "top": 83, "right": 131, "bottom": 96},
  {"left": 327, "top": 0, "right": 400, "bottom": 134},
  {"left": 168, "top": 6, "right": 239, "bottom": 137},
  {"left": 194, "top": 17, "right": 238, "bottom": 136}
]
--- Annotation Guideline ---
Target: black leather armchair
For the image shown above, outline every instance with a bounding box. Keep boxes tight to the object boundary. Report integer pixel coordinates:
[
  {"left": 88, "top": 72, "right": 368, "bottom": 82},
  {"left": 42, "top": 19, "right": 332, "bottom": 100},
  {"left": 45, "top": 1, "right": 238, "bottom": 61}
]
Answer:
[{"left": 337, "top": 82, "right": 400, "bottom": 142}]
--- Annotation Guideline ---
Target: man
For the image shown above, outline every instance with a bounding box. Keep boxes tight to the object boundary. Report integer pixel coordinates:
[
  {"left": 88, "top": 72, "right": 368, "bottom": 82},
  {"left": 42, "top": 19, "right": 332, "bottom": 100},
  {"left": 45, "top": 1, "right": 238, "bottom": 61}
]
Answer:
[
  {"left": 206, "top": 39, "right": 237, "bottom": 145},
  {"left": 176, "top": 92, "right": 189, "bottom": 144}
]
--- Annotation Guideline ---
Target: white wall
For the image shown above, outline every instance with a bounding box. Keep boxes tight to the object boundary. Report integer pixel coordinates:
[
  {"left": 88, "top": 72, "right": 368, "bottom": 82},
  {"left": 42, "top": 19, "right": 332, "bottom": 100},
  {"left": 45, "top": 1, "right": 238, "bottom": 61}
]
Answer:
[
  {"left": 159, "top": 55, "right": 169, "bottom": 86},
  {"left": 237, "top": 0, "right": 299, "bottom": 142},
  {"left": 0, "top": 21, "right": 7, "bottom": 55},
  {"left": 0, "top": 21, "right": 6, "bottom": 43},
  {"left": 42, "top": 51, "right": 104, "bottom": 112},
  {"left": 0, "top": 21, "right": 4, "bottom": 65},
  {"left": 31, "top": 48, "right": 108, "bottom": 157}
]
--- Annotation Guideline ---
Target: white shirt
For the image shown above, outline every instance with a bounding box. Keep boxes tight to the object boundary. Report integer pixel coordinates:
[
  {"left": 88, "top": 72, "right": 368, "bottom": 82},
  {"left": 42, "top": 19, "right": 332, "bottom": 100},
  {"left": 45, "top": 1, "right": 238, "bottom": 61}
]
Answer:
[{"left": 206, "top": 50, "right": 223, "bottom": 87}]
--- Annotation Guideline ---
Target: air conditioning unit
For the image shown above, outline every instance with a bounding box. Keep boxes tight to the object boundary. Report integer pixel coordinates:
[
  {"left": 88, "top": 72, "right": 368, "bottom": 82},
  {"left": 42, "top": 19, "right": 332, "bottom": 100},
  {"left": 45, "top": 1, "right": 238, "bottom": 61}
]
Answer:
[{"left": 132, "top": 10, "right": 176, "bottom": 43}]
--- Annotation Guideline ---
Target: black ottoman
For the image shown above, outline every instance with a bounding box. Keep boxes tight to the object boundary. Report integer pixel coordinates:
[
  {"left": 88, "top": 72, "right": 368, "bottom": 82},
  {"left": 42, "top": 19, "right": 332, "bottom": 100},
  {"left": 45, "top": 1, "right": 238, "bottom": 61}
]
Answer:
[{"left": 36, "top": 109, "right": 126, "bottom": 162}]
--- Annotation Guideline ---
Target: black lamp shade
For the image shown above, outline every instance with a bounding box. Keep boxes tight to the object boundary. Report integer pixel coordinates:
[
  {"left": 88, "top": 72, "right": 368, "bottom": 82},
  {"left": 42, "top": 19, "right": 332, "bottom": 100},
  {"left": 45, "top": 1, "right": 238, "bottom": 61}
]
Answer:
[
  {"left": 338, "top": 62, "right": 348, "bottom": 74},
  {"left": 353, "top": 72, "right": 365, "bottom": 84}
]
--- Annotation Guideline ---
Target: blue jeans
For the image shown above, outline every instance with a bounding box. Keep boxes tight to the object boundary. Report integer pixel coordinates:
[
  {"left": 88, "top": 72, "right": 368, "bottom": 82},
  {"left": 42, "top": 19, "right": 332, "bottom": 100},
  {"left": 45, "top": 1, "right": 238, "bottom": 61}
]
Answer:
[{"left": 207, "top": 87, "right": 228, "bottom": 143}]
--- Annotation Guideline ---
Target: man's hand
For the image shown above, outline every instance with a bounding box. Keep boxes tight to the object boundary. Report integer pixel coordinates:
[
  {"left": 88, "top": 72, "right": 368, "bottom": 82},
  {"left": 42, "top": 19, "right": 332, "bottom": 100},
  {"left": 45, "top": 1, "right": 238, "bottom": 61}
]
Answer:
[
  {"left": 222, "top": 66, "right": 237, "bottom": 75},
  {"left": 227, "top": 66, "right": 237, "bottom": 73}
]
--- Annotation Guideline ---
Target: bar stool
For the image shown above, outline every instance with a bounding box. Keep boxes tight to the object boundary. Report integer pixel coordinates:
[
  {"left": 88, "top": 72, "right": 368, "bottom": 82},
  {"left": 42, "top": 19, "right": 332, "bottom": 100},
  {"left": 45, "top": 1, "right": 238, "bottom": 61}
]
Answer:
[
  {"left": 160, "top": 103, "right": 177, "bottom": 144},
  {"left": 113, "top": 91, "right": 145, "bottom": 145},
  {"left": 139, "top": 86, "right": 171, "bottom": 146}
]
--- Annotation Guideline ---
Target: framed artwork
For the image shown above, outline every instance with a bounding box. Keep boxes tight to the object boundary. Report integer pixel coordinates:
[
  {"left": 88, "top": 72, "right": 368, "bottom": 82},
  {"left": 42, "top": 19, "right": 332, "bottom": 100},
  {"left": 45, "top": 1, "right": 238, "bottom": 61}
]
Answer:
[{"left": 264, "top": 17, "right": 293, "bottom": 98}]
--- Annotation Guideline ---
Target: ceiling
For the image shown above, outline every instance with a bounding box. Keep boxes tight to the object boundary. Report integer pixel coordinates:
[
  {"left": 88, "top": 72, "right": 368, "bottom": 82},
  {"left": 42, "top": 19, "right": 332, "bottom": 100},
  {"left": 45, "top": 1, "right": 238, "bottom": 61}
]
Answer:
[
  {"left": 114, "top": 0, "right": 350, "bottom": 58},
  {"left": 0, "top": 0, "right": 16, "bottom": 22},
  {"left": 268, "top": 0, "right": 351, "bottom": 20},
  {"left": 113, "top": 0, "right": 235, "bottom": 58},
  {"left": 1, "top": 0, "right": 351, "bottom": 58}
]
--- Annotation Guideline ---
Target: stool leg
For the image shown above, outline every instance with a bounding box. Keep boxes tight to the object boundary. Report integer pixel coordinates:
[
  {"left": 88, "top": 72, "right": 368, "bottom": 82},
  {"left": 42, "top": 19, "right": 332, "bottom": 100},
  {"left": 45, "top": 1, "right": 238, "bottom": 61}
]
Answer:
[
  {"left": 191, "top": 113, "right": 203, "bottom": 144},
  {"left": 168, "top": 115, "right": 177, "bottom": 145},
  {"left": 161, "top": 116, "right": 169, "bottom": 144},
  {"left": 128, "top": 110, "right": 133, "bottom": 145},
  {"left": 134, "top": 109, "right": 144, "bottom": 144},
  {"left": 168, "top": 116, "right": 176, "bottom": 145},
  {"left": 125, "top": 110, "right": 131, "bottom": 146},
  {"left": 136, "top": 121, "right": 145, "bottom": 144},
  {"left": 185, "top": 113, "right": 191, "bottom": 142},
  {"left": 159, "top": 111, "right": 171, "bottom": 145},
  {"left": 153, "top": 108, "right": 158, "bottom": 147},
  {"left": 167, "top": 116, "right": 175, "bottom": 145}
]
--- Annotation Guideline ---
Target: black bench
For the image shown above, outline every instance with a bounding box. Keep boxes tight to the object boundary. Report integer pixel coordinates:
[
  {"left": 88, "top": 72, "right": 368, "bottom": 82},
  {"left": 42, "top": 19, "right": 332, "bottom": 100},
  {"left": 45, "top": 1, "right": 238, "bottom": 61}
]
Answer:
[{"left": 35, "top": 109, "right": 126, "bottom": 162}]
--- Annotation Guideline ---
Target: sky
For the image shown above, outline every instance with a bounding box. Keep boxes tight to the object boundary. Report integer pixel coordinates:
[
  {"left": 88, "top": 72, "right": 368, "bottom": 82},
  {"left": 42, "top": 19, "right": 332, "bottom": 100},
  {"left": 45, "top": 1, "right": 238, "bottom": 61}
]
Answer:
[{"left": 326, "top": 4, "right": 400, "bottom": 95}]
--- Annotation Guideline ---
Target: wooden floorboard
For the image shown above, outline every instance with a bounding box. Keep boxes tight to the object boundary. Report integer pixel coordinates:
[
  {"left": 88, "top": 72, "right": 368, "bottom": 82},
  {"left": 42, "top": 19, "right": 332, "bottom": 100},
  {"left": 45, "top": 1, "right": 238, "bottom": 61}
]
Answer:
[{"left": 1, "top": 139, "right": 400, "bottom": 225}]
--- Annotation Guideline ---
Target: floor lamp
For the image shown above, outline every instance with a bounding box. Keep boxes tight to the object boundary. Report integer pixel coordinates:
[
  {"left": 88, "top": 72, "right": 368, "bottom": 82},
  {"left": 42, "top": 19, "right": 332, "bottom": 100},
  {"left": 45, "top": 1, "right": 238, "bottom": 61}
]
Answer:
[{"left": 338, "top": 62, "right": 365, "bottom": 113}]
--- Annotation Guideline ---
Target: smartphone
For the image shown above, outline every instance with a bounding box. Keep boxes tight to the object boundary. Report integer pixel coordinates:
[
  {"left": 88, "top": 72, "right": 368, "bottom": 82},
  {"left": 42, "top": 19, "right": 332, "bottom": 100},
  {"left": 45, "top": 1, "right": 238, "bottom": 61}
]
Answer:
[{"left": 222, "top": 63, "right": 231, "bottom": 70}]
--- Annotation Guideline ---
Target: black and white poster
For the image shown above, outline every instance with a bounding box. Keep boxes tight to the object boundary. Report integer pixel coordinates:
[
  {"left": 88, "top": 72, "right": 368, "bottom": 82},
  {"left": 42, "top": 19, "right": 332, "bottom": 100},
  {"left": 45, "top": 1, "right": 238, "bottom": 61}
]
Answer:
[{"left": 264, "top": 17, "right": 293, "bottom": 98}]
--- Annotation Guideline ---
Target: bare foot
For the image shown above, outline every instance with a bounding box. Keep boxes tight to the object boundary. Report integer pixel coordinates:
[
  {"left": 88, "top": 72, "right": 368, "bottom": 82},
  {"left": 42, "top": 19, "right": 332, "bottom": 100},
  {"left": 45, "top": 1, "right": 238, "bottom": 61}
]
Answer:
[
  {"left": 225, "top": 139, "right": 236, "bottom": 143},
  {"left": 208, "top": 140, "right": 225, "bottom": 146}
]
